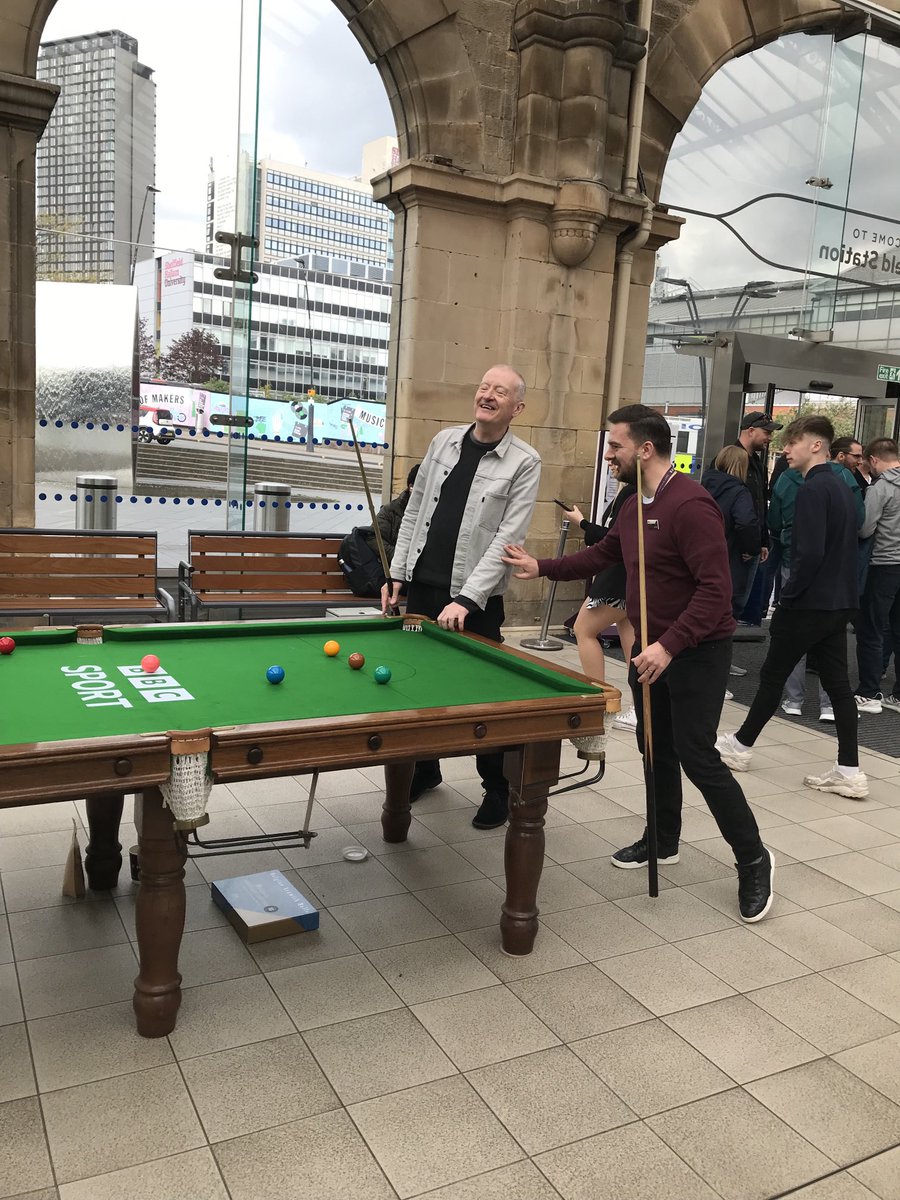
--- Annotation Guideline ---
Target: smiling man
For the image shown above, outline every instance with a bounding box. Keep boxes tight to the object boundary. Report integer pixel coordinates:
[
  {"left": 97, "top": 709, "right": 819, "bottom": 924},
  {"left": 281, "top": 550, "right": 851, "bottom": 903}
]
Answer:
[
  {"left": 503, "top": 404, "right": 773, "bottom": 923},
  {"left": 383, "top": 364, "right": 541, "bottom": 828}
]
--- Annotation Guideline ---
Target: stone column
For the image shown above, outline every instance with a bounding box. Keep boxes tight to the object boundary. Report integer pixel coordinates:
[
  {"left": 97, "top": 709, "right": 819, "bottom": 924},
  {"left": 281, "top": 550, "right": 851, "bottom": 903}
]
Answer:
[{"left": 0, "top": 71, "right": 58, "bottom": 527}]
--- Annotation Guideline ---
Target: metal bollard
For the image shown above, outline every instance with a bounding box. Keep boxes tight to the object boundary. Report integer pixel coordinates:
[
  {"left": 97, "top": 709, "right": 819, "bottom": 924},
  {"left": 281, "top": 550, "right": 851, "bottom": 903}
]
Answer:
[
  {"left": 253, "top": 481, "right": 291, "bottom": 532},
  {"left": 521, "top": 518, "right": 570, "bottom": 652},
  {"left": 75, "top": 474, "right": 118, "bottom": 530}
]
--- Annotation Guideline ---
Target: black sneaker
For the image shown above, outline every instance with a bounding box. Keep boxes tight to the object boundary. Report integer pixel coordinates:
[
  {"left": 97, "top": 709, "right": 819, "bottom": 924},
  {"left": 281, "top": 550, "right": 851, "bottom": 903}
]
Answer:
[
  {"left": 472, "top": 791, "right": 509, "bottom": 830},
  {"left": 409, "top": 765, "right": 443, "bottom": 803},
  {"left": 736, "top": 846, "right": 774, "bottom": 922},
  {"left": 611, "top": 837, "right": 679, "bottom": 870}
]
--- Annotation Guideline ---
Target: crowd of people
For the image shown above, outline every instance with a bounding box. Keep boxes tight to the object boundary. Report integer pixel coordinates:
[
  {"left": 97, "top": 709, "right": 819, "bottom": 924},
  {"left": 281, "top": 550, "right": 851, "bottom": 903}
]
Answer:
[{"left": 380, "top": 368, "right": 899, "bottom": 925}]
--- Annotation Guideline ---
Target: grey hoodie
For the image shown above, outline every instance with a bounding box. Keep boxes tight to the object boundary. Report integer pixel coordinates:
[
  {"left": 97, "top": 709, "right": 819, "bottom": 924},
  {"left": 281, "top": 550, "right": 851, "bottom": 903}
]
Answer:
[{"left": 860, "top": 465, "right": 900, "bottom": 565}]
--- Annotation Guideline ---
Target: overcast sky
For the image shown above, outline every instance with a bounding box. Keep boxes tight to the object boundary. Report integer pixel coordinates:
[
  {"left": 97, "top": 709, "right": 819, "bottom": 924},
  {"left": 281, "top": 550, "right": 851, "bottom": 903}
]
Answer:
[{"left": 42, "top": 0, "right": 396, "bottom": 252}]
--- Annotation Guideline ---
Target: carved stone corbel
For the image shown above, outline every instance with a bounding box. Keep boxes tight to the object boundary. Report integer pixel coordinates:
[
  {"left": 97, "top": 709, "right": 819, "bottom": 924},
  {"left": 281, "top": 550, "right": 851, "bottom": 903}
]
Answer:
[{"left": 549, "top": 180, "right": 609, "bottom": 266}]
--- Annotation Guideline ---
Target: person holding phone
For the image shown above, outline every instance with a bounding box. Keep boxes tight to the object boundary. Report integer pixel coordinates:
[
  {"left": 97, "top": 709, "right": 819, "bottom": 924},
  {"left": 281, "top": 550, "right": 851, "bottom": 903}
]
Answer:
[{"left": 558, "top": 479, "right": 638, "bottom": 731}]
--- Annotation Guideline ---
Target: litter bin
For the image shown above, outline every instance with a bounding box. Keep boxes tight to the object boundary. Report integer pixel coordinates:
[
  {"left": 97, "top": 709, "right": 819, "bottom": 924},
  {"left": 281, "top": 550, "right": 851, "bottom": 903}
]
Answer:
[
  {"left": 253, "top": 481, "right": 291, "bottom": 532},
  {"left": 75, "top": 474, "right": 118, "bottom": 530}
]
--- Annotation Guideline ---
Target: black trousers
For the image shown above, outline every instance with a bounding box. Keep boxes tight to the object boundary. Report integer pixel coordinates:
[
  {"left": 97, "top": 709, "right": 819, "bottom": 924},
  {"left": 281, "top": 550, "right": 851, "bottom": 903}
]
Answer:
[
  {"left": 631, "top": 637, "right": 763, "bottom": 866},
  {"left": 856, "top": 564, "right": 900, "bottom": 698},
  {"left": 736, "top": 606, "right": 859, "bottom": 767},
  {"left": 406, "top": 580, "right": 508, "bottom": 795}
]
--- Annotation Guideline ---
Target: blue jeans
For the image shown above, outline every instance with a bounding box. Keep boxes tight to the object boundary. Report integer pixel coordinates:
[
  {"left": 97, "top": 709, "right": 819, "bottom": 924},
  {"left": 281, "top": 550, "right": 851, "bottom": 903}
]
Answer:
[{"left": 856, "top": 564, "right": 900, "bottom": 698}]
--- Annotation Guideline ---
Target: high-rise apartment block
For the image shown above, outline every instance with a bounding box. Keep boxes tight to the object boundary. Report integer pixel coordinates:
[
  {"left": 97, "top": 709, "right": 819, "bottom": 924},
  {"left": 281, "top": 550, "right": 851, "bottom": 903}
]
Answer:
[{"left": 36, "top": 30, "right": 156, "bottom": 284}]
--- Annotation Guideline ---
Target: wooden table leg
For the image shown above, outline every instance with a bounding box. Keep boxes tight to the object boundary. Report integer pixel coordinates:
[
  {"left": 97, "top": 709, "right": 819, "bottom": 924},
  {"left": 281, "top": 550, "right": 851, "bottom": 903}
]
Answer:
[
  {"left": 500, "top": 740, "right": 562, "bottom": 956},
  {"left": 382, "top": 760, "right": 415, "bottom": 843},
  {"left": 132, "top": 787, "right": 186, "bottom": 1038},
  {"left": 84, "top": 794, "right": 124, "bottom": 890}
]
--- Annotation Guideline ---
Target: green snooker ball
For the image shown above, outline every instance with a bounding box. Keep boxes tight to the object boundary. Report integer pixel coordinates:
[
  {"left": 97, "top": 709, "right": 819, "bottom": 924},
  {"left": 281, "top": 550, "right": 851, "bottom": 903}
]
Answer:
[{"left": 373, "top": 665, "right": 391, "bottom": 685}]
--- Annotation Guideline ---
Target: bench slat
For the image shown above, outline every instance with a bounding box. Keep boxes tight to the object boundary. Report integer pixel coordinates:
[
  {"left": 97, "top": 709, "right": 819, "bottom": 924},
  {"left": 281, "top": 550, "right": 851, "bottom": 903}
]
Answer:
[
  {"left": 190, "top": 553, "right": 340, "bottom": 573},
  {"left": 189, "top": 535, "right": 339, "bottom": 555},
  {"left": 0, "top": 557, "right": 156, "bottom": 578},
  {"left": 197, "top": 592, "right": 358, "bottom": 606},
  {"left": 0, "top": 533, "right": 157, "bottom": 555},
  {"left": 2, "top": 598, "right": 165, "bottom": 612},
  {"left": 0, "top": 577, "right": 157, "bottom": 598},
  {"left": 190, "top": 571, "right": 348, "bottom": 593}
]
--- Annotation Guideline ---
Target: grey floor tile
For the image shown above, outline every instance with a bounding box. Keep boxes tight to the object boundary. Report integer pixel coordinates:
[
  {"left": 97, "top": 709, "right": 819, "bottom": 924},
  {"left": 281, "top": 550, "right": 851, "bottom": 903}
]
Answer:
[
  {"left": 0, "top": 832, "right": 75, "bottom": 873},
  {"left": 647, "top": 1087, "right": 836, "bottom": 1200},
  {"left": 175, "top": 925, "right": 260, "bottom": 988},
  {"left": 849, "top": 1146, "right": 900, "bottom": 1200},
  {"left": 466, "top": 1044, "right": 634, "bottom": 1155},
  {"left": 762, "top": 824, "right": 849, "bottom": 861},
  {"left": 0, "top": 802, "right": 80, "bottom": 838},
  {"left": 521, "top": 864, "right": 606, "bottom": 914},
  {"left": 7, "top": 1188, "right": 59, "bottom": 1200},
  {"left": 0, "top": 1097, "right": 54, "bottom": 1196},
  {"left": 296, "top": 856, "right": 407, "bottom": 906},
  {"left": 169, "top": 974, "right": 295, "bottom": 1060},
  {"left": 597, "top": 944, "right": 736, "bottom": 1016},
  {"left": 686, "top": 876, "right": 800, "bottom": 918},
  {"left": 116, "top": 881, "right": 231, "bottom": 940},
  {"left": 746, "top": 1058, "right": 900, "bottom": 1166},
  {"left": 346, "top": 817, "right": 443, "bottom": 857},
  {"left": 181, "top": 1033, "right": 338, "bottom": 1141},
  {"left": 616, "top": 888, "right": 737, "bottom": 940},
  {"left": 449, "top": 836, "right": 507, "bottom": 879},
  {"left": 571, "top": 1018, "right": 733, "bottom": 1116},
  {"left": 0, "top": 1024, "right": 35, "bottom": 1103},
  {"left": 805, "top": 815, "right": 896, "bottom": 850},
  {"left": 507, "top": 963, "right": 651, "bottom": 1041},
  {"left": 0, "top": 963, "right": 23, "bottom": 1027},
  {"left": 534, "top": 1120, "right": 720, "bottom": 1200},
  {"left": 193, "top": 847, "right": 293, "bottom": 885},
  {"left": 379, "top": 845, "right": 483, "bottom": 890},
  {"left": 813, "top": 898, "right": 900, "bottom": 953},
  {"left": 214, "top": 1108, "right": 397, "bottom": 1200},
  {"left": 348, "top": 1075, "right": 522, "bottom": 1199},
  {"left": 416, "top": 808, "right": 507, "bottom": 844},
  {"left": 248, "top": 908, "right": 358, "bottom": 971},
  {"left": 330, "top": 892, "right": 448, "bottom": 950},
  {"left": 835, "top": 1032, "right": 900, "bottom": 1104},
  {"left": 29, "top": 1001, "right": 172, "bottom": 1092},
  {"left": 663, "top": 994, "right": 821, "bottom": 1083},
  {"left": 812, "top": 852, "right": 900, "bottom": 896},
  {"left": 303, "top": 1008, "right": 456, "bottom": 1104},
  {"left": 542, "top": 901, "right": 664, "bottom": 960},
  {"left": 9, "top": 900, "right": 128, "bottom": 962},
  {"left": 771, "top": 862, "right": 866, "bottom": 908},
  {"left": 406, "top": 1160, "right": 562, "bottom": 1199},
  {"left": 56, "top": 1148, "right": 228, "bottom": 1199},
  {"left": 41, "top": 1064, "right": 205, "bottom": 1185},
  {"left": 414, "top": 879, "right": 506, "bottom": 933},
  {"left": 367, "top": 935, "right": 499, "bottom": 1005},
  {"left": 457, "top": 924, "right": 587, "bottom": 983},
  {"left": 749, "top": 973, "right": 900, "bottom": 1054},
  {"left": 782, "top": 1175, "right": 883, "bottom": 1200},
  {"left": 824, "top": 955, "right": 900, "bottom": 1022},
  {"left": 267, "top": 952, "right": 403, "bottom": 1031},
  {"left": 751, "top": 911, "right": 880, "bottom": 970},
  {"left": 678, "top": 927, "right": 810, "bottom": 991},
  {"left": 658, "top": 843, "right": 738, "bottom": 885},
  {"left": 543, "top": 825, "right": 615, "bottom": 865},
  {"left": 412, "top": 985, "right": 559, "bottom": 1071},
  {"left": 565, "top": 854, "right": 675, "bottom": 901},
  {"left": 864, "top": 843, "right": 900, "bottom": 871},
  {"left": 1, "top": 866, "right": 102, "bottom": 913},
  {"left": 17, "top": 943, "right": 137, "bottom": 1020}
]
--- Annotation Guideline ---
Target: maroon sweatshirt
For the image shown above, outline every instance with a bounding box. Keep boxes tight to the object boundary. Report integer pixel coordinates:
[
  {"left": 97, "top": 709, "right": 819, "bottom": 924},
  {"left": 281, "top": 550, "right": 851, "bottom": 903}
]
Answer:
[{"left": 538, "top": 472, "right": 735, "bottom": 657}]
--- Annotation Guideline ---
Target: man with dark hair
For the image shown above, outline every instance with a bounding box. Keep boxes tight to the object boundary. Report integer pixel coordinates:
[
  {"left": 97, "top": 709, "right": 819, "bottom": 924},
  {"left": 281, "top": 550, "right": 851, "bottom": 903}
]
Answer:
[
  {"left": 504, "top": 403, "right": 774, "bottom": 923},
  {"left": 717, "top": 415, "right": 867, "bottom": 799},
  {"left": 384, "top": 364, "right": 541, "bottom": 827},
  {"left": 831, "top": 437, "right": 869, "bottom": 494},
  {"left": 855, "top": 437, "right": 900, "bottom": 713}
]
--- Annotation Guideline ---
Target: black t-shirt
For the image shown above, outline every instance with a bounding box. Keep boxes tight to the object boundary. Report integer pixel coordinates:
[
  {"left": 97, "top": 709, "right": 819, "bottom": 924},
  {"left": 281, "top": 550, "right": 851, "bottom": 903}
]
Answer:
[{"left": 412, "top": 427, "right": 500, "bottom": 594}]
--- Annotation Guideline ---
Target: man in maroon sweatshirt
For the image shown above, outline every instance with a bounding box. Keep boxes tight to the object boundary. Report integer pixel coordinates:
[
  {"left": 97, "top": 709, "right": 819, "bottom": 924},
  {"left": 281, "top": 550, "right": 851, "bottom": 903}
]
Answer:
[{"left": 504, "top": 404, "right": 773, "bottom": 922}]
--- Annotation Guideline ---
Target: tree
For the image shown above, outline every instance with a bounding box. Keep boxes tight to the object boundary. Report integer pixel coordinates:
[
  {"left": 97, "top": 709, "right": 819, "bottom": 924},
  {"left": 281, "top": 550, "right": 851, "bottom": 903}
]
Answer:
[
  {"left": 771, "top": 400, "right": 858, "bottom": 450},
  {"left": 138, "top": 318, "right": 158, "bottom": 378},
  {"left": 161, "top": 329, "right": 223, "bottom": 384},
  {"left": 200, "top": 377, "right": 230, "bottom": 393}
]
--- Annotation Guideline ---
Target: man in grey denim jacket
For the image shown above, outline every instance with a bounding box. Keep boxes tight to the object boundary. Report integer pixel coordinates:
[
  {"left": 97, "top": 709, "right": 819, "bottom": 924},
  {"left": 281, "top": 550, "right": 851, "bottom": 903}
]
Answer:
[{"left": 382, "top": 364, "right": 542, "bottom": 828}]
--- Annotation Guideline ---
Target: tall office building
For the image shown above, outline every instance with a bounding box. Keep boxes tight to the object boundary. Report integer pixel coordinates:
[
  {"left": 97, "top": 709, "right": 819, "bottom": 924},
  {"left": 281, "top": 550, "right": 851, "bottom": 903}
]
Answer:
[
  {"left": 36, "top": 30, "right": 156, "bottom": 284},
  {"left": 206, "top": 138, "right": 396, "bottom": 271}
]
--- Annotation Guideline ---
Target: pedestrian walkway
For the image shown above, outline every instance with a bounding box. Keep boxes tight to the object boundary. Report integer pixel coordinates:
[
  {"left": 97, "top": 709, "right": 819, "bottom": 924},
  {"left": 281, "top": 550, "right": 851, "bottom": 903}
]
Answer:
[{"left": 1, "top": 638, "right": 899, "bottom": 1199}]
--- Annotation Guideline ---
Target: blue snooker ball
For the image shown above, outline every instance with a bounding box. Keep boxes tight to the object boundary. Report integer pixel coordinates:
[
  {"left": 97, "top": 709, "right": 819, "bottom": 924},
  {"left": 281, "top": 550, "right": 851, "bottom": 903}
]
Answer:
[
  {"left": 266, "top": 665, "right": 286, "bottom": 685},
  {"left": 373, "top": 665, "right": 391, "bottom": 684}
]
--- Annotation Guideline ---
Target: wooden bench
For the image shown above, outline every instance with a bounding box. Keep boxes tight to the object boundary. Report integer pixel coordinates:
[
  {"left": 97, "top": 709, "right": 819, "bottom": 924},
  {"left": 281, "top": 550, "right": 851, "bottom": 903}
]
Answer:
[
  {"left": 178, "top": 529, "right": 366, "bottom": 621},
  {"left": 0, "top": 529, "right": 175, "bottom": 623}
]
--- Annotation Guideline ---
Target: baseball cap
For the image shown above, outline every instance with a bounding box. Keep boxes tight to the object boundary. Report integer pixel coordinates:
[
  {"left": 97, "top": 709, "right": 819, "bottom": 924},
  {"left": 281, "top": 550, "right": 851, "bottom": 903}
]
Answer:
[{"left": 740, "top": 411, "right": 783, "bottom": 432}]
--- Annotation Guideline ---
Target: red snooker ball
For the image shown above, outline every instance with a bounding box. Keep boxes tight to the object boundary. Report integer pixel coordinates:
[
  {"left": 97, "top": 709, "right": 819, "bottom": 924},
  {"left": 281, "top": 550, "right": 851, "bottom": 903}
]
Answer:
[
  {"left": 348, "top": 652, "right": 365, "bottom": 670},
  {"left": 0, "top": 637, "right": 15, "bottom": 655},
  {"left": 141, "top": 653, "right": 161, "bottom": 674}
]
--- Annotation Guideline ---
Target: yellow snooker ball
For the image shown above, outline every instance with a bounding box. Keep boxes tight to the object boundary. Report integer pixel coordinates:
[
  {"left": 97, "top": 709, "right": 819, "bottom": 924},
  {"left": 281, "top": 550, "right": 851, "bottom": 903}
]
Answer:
[{"left": 323, "top": 640, "right": 341, "bottom": 657}]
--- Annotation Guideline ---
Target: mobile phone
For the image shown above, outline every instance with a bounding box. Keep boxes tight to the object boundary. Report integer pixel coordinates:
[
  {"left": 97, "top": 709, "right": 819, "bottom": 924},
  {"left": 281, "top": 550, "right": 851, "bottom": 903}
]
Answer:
[{"left": 553, "top": 498, "right": 573, "bottom": 511}]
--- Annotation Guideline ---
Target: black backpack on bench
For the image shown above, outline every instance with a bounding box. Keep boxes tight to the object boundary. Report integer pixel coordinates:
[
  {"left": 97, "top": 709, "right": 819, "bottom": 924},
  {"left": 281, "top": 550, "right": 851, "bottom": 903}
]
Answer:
[{"left": 337, "top": 527, "right": 386, "bottom": 598}]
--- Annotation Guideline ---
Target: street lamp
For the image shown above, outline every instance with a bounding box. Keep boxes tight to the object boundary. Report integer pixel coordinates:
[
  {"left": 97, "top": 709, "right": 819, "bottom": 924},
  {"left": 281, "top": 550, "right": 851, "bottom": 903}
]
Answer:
[
  {"left": 727, "top": 280, "right": 779, "bottom": 328},
  {"left": 667, "top": 277, "right": 708, "bottom": 420},
  {"left": 294, "top": 256, "right": 317, "bottom": 454},
  {"left": 130, "top": 184, "right": 159, "bottom": 284}
]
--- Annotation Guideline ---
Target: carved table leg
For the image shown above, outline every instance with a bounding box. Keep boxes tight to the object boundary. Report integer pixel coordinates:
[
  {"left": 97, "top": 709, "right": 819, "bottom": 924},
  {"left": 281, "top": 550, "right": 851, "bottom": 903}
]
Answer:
[
  {"left": 382, "top": 760, "right": 415, "bottom": 843},
  {"left": 132, "top": 787, "right": 186, "bottom": 1038},
  {"left": 84, "top": 794, "right": 124, "bottom": 890},
  {"left": 500, "top": 741, "right": 562, "bottom": 956}
]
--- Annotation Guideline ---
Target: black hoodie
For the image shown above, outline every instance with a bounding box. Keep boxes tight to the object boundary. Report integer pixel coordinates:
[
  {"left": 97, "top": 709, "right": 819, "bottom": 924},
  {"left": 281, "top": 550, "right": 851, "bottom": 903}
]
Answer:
[{"left": 701, "top": 468, "right": 762, "bottom": 561}]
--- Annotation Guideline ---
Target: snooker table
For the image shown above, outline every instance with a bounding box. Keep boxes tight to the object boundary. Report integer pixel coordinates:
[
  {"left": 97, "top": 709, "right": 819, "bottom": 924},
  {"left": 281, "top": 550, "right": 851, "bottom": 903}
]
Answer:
[{"left": 0, "top": 616, "right": 620, "bottom": 1037}]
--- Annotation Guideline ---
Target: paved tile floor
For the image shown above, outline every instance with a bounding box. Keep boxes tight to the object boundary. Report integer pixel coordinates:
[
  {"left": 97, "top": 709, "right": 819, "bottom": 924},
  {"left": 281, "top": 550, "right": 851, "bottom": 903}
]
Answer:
[{"left": 2, "top": 638, "right": 900, "bottom": 1199}]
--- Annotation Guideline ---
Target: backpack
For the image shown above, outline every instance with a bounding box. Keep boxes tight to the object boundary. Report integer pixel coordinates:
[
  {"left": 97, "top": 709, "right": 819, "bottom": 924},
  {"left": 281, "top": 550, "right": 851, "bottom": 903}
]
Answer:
[{"left": 337, "top": 527, "right": 386, "bottom": 597}]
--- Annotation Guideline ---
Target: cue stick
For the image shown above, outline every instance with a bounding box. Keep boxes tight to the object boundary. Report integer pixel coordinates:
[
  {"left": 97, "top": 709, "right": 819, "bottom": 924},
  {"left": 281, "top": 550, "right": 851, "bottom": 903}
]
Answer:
[
  {"left": 635, "top": 456, "right": 659, "bottom": 898},
  {"left": 348, "top": 417, "right": 398, "bottom": 615}
]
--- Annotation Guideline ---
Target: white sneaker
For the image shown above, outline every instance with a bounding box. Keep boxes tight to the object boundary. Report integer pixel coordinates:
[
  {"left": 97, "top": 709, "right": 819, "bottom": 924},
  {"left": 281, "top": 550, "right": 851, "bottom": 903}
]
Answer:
[
  {"left": 724, "top": 690, "right": 734, "bottom": 701},
  {"left": 781, "top": 701, "right": 802, "bottom": 716},
  {"left": 883, "top": 694, "right": 900, "bottom": 713},
  {"left": 803, "top": 766, "right": 869, "bottom": 800},
  {"left": 855, "top": 693, "right": 883, "bottom": 714},
  {"left": 819, "top": 707, "right": 834, "bottom": 722},
  {"left": 715, "top": 732, "right": 753, "bottom": 771},
  {"left": 613, "top": 707, "right": 638, "bottom": 731}
]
